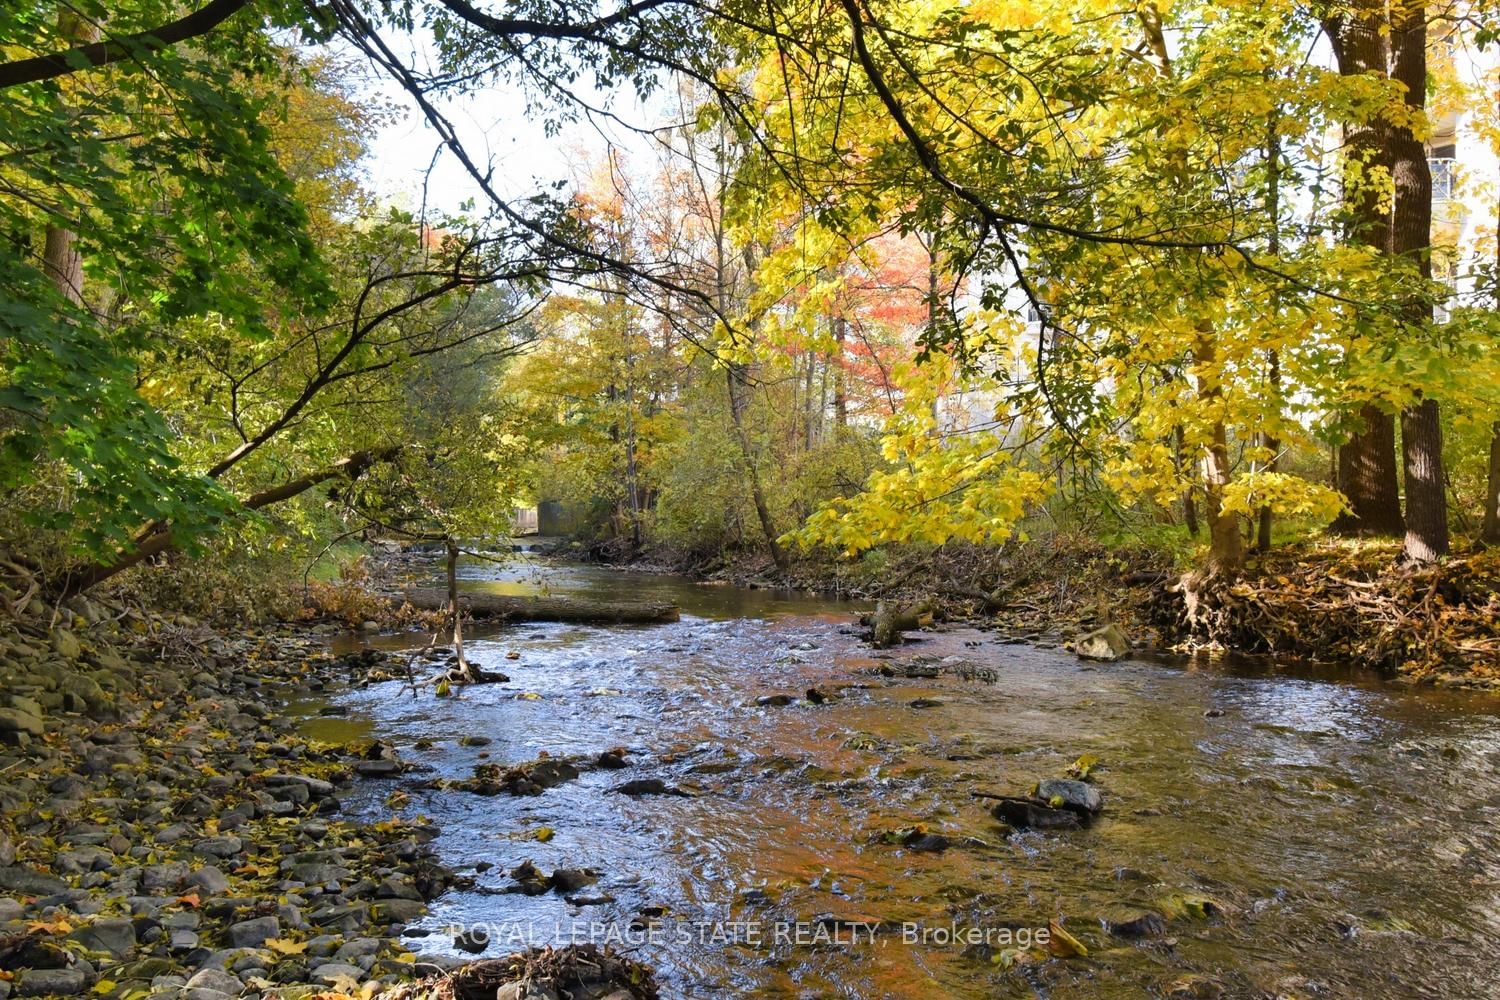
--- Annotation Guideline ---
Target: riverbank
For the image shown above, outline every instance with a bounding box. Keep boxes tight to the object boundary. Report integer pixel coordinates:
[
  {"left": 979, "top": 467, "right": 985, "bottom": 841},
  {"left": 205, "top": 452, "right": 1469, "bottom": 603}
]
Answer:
[
  {"left": 587, "top": 536, "right": 1500, "bottom": 685},
  {"left": 0, "top": 577, "right": 466, "bottom": 999}
]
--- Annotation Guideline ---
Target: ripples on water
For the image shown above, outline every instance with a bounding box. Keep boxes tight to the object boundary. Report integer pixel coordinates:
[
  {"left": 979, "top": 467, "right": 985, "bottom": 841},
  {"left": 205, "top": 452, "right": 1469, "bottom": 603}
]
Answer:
[{"left": 320, "top": 559, "right": 1500, "bottom": 999}]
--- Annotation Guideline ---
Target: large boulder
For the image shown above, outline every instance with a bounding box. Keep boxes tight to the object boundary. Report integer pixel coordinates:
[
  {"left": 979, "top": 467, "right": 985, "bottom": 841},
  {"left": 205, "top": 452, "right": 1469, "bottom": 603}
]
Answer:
[{"left": 1074, "top": 623, "right": 1130, "bottom": 662}]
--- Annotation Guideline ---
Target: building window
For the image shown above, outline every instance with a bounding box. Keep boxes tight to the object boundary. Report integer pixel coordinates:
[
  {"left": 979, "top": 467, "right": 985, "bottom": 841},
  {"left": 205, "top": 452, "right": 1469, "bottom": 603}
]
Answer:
[{"left": 1430, "top": 157, "right": 1458, "bottom": 202}]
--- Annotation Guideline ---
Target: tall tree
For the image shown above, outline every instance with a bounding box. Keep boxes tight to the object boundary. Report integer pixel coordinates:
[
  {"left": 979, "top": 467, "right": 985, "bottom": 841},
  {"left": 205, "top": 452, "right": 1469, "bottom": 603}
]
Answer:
[
  {"left": 1325, "top": 6, "right": 1405, "bottom": 539},
  {"left": 1387, "top": 1, "right": 1449, "bottom": 562}
]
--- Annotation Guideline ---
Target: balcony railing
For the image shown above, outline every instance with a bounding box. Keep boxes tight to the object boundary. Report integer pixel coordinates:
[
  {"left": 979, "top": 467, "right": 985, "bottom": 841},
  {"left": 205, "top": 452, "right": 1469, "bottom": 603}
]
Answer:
[{"left": 1430, "top": 157, "right": 1458, "bottom": 202}]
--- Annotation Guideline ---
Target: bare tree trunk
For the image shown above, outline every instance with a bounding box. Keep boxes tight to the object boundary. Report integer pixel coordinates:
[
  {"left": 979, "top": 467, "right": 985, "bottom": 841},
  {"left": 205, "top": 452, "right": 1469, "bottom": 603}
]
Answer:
[
  {"left": 1256, "top": 109, "right": 1283, "bottom": 554},
  {"left": 42, "top": 11, "right": 98, "bottom": 304},
  {"left": 1333, "top": 407, "right": 1405, "bottom": 536},
  {"left": 1255, "top": 345, "right": 1280, "bottom": 554},
  {"left": 726, "top": 362, "right": 788, "bottom": 571},
  {"left": 1196, "top": 332, "right": 1244, "bottom": 575},
  {"left": 1327, "top": 10, "right": 1404, "bottom": 539},
  {"left": 445, "top": 538, "right": 476, "bottom": 683},
  {"left": 832, "top": 313, "right": 848, "bottom": 430},
  {"left": 1175, "top": 425, "right": 1199, "bottom": 537},
  {"left": 803, "top": 348, "right": 816, "bottom": 448},
  {"left": 1388, "top": 3, "right": 1448, "bottom": 564},
  {"left": 1483, "top": 423, "right": 1500, "bottom": 544}
]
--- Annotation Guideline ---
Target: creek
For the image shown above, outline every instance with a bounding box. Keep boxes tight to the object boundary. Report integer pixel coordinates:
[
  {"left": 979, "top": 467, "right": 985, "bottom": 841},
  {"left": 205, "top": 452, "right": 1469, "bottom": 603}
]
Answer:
[{"left": 315, "top": 557, "right": 1500, "bottom": 998}]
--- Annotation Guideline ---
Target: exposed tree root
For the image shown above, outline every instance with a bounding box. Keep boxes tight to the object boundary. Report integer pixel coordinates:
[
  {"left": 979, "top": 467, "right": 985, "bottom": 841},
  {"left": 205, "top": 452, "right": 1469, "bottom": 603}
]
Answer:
[{"left": 1155, "top": 543, "right": 1500, "bottom": 680}]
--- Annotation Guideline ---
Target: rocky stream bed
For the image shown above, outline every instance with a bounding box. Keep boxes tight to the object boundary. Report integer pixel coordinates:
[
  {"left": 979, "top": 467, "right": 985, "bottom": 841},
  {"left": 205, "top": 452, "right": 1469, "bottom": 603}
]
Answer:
[{"left": 3, "top": 560, "right": 1500, "bottom": 1000}]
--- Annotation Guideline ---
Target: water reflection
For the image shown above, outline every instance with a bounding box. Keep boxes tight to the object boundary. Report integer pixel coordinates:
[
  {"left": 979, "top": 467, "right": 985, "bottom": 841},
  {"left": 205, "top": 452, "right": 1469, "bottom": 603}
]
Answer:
[{"left": 317, "top": 563, "right": 1500, "bottom": 999}]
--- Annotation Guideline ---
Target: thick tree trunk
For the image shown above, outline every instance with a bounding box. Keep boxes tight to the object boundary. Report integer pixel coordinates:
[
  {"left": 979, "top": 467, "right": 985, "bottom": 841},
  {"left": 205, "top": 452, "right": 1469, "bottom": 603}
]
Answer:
[
  {"left": 1327, "top": 10, "right": 1404, "bottom": 540},
  {"left": 1483, "top": 423, "right": 1500, "bottom": 545},
  {"left": 1333, "top": 405, "right": 1405, "bottom": 536},
  {"left": 43, "top": 226, "right": 84, "bottom": 303},
  {"left": 399, "top": 588, "right": 680, "bottom": 624},
  {"left": 1400, "top": 399, "right": 1448, "bottom": 561},
  {"left": 1387, "top": 4, "right": 1448, "bottom": 564}
]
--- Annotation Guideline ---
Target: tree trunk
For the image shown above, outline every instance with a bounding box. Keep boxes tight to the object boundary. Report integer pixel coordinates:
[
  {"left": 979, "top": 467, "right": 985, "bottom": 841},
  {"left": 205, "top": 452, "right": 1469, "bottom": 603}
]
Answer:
[
  {"left": 832, "top": 313, "right": 848, "bottom": 429},
  {"left": 1400, "top": 399, "right": 1448, "bottom": 561},
  {"left": 1333, "top": 405, "right": 1405, "bottom": 536},
  {"left": 1256, "top": 109, "right": 1283, "bottom": 554},
  {"left": 445, "top": 538, "right": 477, "bottom": 682},
  {"left": 1195, "top": 332, "right": 1244, "bottom": 575},
  {"left": 1387, "top": 3, "right": 1448, "bottom": 563},
  {"left": 1327, "top": 10, "right": 1404, "bottom": 539},
  {"left": 41, "top": 11, "right": 98, "bottom": 304},
  {"left": 725, "top": 362, "right": 789, "bottom": 572},
  {"left": 1483, "top": 423, "right": 1500, "bottom": 545}
]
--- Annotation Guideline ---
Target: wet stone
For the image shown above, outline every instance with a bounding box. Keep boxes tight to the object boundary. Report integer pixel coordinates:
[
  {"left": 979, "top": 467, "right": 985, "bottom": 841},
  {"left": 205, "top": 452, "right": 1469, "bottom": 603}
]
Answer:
[{"left": 1035, "top": 778, "right": 1104, "bottom": 815}]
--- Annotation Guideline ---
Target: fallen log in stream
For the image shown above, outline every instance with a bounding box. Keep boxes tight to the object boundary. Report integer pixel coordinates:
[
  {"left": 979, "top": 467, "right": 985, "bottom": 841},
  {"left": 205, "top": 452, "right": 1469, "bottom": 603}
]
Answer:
[{"left": 396, "top": 587, "right": 681, "bottom": 625}]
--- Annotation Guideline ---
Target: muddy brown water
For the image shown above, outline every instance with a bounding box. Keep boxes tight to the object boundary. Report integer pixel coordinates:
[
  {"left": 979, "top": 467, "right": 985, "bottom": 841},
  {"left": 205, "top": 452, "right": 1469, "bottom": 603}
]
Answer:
[{"left": 313, "top": 558, "right": 1500, "bottom": 999}]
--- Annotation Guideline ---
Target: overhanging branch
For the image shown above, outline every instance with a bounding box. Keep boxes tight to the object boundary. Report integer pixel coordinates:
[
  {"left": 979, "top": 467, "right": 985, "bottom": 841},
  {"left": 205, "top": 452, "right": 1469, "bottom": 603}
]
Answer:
[{"left": 0, "top": 0, "right": 256, "bottom": 89}]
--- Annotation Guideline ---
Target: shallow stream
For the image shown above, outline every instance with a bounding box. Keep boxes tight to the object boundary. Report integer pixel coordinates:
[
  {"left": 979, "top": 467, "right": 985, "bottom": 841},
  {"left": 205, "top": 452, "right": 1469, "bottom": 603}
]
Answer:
[{"left": 316, "top": 558, "right": 1500, "bottom": 998}]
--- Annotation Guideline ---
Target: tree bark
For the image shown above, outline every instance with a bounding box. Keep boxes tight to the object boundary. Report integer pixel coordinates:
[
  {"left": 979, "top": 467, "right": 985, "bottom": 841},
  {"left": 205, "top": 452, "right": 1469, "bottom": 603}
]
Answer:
[
  {"left": 445, "top": 538, "right": 476, "bottom": 682},
  {"left": 1256, "top": 109, "right": 1283, "bottom": 554},
  {"left": 0, "top": 0, "right": 254, "bottom": 89},
  {"left": 726, "top": 361, "right": 789, "bottom": 572},
  {"left": 1195, "top": 332, "right": 1244, "bottom": 575},
  {"left": 831, "top": 313, "right": 848, "bottom": 429},
  {"left": 41, "top": 11, "right": 98, "bottom": 305},
  {"left": 399, "top": 588, "right": 680, "bottom": 623},
  {"left": 1387, "top": 2, "right": 1448, "bottom": 563},
  {"left": 1483, "top": 423, "right": 1500, "bottom": 545},
  {"left": 1333, "top": 406, "right": 1405, "bottom": 535},
  {"left": 1326, "top": 10, "right": 1405, "bottom": 539}
]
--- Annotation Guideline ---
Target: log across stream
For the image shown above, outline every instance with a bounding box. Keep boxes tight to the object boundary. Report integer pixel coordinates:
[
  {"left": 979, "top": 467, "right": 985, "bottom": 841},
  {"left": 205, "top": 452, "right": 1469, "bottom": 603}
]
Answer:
[{"left": 397, "top": 586, "right": 681, "bottom": 624}]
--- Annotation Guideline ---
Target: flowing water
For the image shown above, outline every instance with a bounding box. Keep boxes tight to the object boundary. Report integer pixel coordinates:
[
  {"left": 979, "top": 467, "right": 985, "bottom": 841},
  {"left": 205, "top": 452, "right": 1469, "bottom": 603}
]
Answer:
[{"left": 318, "top": 557, "right": 1500, "bottom": 999}]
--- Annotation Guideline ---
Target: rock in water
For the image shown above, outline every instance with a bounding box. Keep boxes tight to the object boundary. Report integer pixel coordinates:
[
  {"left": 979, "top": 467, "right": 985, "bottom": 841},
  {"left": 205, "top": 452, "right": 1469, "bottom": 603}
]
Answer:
[
  {"left": 1105, "top": 911, "right": 1168, "bottom": 938},
  {"left": 990, "top": 797, "right": 1082, "bottom": 831},
  {"left": 454, "top": 928, "right": 490, "bottom": 953},
  {"left": 1034, "top": 778, "right": 1104, "bottom": 816},
  {"left": 1075, "top": 623, "right": 1130, "bottom": 662}
]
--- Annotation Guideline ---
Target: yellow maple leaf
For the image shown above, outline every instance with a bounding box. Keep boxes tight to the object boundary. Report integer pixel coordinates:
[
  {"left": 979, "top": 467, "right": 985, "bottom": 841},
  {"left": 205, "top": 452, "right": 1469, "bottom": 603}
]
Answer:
[{"left": 264, "top": 937, "right": 309, "bottom": 956}]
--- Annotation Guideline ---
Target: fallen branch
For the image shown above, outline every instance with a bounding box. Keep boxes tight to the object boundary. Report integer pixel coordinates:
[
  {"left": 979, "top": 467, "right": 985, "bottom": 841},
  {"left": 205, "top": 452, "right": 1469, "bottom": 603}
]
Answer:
[{"left": 397, "top": 588, "right": 680, "bottom": 624}]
